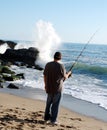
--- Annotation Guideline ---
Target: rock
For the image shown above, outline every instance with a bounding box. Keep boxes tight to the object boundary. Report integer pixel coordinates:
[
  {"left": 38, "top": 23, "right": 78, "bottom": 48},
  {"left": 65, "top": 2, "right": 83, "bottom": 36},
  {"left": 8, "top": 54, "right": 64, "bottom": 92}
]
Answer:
[
  {"left": 7, "top": 83, "right": 19, "bottom": 89},
  {"left": 0, "top": 40, "right": 5, "bottom": 45},
  {"left": 16, "top": 73, "right": 25, "bottom": 79},
  {"left": 0, "top": 66, "right": 15, "bottom": 74},
  {"left": 1, "top": 73, "right": 25, "bottom": 81},
  {"left": 0, "top": 65, "right": 25, "bottom": 82},
  {"left": 0, "top": 39, "right": 17, "bottom": 49},
  {"left": 6, "top": 41, "right": 17, "bottom": 49},
  {"left": 34, "top": 65, "right": 44, "bottom": 70},
  {"left": 0, "top": 39, "right": 44, "bottom": 70},
  {"left": 2, "top": 74, "right": 15, "bottom": 81},
  {"left": 0, "top": 83, "right": 4, "bottom": 88},
  {"left": 0, "top": 47, "right": 39, "bottom": 66}
]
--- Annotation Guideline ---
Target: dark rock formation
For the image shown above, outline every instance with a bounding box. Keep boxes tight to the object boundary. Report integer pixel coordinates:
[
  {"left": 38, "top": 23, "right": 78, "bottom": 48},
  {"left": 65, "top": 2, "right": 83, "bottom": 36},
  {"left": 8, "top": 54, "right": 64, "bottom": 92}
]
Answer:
[
  {"left": 0, "top": 65, "right": 25, "bottom": 82},
  {"left": 0, "top": 40, "right": 5, "bottom": 45},
  {"left": 7, "top": 83, "right": 19, "bottom": 89},
  {"left": 0, "top": 47, "right": 39, "bottom": 66},
  {"left": 16, "top": 73, "right": 25, "bottom": 79},
  {"left": 0, "top": 39, "right": 43, "bottom": 70},
  {"left": 0, "top": 66, "right": 15, "bottom": 74},
  {"left": 6, "top": 41, "right": 17, "bottom": 49},
  {"left": 0, "top": 83, "right": 3, "bottom": 88}
]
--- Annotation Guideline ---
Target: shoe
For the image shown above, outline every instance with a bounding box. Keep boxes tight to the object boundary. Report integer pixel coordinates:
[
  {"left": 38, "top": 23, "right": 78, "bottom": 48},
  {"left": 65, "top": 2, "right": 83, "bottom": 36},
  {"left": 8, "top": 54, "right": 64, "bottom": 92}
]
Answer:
[
  {"left": 51, "top": 121, "right": 60, "bottom": 126},
  {"left": 44, "top": 120, "right": 50, "bottom": 124}
]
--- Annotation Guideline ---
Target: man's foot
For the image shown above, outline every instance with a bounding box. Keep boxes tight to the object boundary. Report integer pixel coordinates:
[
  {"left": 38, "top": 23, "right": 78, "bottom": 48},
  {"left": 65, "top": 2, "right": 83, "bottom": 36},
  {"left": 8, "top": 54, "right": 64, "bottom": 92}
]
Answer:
[
  {"left": 44, "top": 120, "right": 50, "bottom": 124},
  {"left": 51, "top": 121, "right": 60, "bottom": 126}
]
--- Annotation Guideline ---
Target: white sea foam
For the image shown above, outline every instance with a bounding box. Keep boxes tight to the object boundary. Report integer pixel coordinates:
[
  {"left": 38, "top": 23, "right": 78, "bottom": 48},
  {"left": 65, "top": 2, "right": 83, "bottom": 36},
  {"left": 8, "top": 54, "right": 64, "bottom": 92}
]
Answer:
[
  {"left": 64, "top": 74, "right": 107, "bottom": 110},
  {"left": 0, "top": 43, "right": 9, "bottom": 54},
  {"left": 8, "top": 65, "right": 107, "bottom": 110}
]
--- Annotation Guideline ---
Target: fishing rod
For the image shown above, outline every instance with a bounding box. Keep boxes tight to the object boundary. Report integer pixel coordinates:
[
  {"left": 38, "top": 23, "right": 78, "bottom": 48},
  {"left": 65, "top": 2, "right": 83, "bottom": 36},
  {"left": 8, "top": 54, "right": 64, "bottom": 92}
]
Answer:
[{"left": 68, "top": 29, "right": 99, "bottom": 72}]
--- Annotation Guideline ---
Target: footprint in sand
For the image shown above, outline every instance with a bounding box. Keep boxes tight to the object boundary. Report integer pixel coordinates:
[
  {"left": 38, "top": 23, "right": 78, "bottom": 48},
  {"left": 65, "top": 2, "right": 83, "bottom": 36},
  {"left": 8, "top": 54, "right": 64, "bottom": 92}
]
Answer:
[
  {"left": 15, "top": 107, "right": 20, "bottom": 109},
  {"left": 21, "top": 108, "right": 26, "bottom": 110},
  {"left": 66, "top": 125, "right": 76, "bottom": 129},
  {"left": 40, "top": 126, "right": 46, "bottom": 129},
  {"left": 0, "top": 122, "right": 6, "bottom": 126},
  {"left": 38, "top": 110, "right": 44, "bottom": 113},
  {"left": 70, "top": 117, "right": 82, "bottom": 121}
]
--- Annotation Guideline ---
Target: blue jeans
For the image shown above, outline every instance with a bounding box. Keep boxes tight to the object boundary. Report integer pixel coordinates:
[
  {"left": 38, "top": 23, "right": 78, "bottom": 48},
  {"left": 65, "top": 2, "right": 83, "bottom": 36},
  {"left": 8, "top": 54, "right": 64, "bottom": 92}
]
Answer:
[{"left": 44, "top": 92, "right": 62, "bottom": 122}]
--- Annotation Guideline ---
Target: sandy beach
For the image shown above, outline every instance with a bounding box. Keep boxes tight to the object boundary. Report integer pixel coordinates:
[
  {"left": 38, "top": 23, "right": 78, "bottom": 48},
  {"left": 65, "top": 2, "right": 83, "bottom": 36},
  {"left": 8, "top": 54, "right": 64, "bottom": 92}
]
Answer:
[{"left": 0, "top": 92, "right": 107, "bottom": 130}]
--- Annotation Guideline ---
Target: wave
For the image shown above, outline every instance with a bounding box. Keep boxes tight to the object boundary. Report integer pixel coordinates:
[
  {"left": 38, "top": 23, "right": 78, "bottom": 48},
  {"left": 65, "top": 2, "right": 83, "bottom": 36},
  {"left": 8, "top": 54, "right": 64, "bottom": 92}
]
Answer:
[{"left": 66, "top": 62, "right": 107, "bottom": 75}]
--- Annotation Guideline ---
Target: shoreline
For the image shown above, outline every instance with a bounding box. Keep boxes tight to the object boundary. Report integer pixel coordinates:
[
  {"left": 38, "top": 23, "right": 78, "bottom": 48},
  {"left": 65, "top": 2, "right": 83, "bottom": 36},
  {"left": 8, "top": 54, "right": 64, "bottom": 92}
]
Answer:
[
  {"left": 0, "top": 87, "right": 107, "bottom": 123},
  {"left": 0, "top": 90, "right": 107, "bottom": 130},
  {"left": 62, "top": 93, "right": 107, "bottom": 122}
]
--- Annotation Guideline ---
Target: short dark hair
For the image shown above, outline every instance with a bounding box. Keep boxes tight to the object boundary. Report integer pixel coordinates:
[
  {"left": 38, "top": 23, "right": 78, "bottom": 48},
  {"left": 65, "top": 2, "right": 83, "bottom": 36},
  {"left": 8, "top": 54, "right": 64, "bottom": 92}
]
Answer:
[{"left": 54, "top": 52, "right": 62, "bottom": 60}]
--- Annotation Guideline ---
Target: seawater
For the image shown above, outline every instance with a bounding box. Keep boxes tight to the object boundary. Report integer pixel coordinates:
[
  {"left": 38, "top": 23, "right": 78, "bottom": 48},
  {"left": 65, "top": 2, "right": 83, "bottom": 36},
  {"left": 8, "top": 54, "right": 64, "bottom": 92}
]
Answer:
[
  {"left": 59, "top": 43, "right": 107, "bottom": 110},
  {"left": 7, "top": 42, "right": 107, "bottom": 111}
]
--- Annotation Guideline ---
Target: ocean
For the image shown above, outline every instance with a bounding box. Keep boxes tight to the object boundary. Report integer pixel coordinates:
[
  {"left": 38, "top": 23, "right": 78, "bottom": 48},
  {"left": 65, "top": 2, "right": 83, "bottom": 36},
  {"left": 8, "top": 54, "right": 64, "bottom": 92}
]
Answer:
[
  {"left": 59, "top": 42, "right": 107, "bottom": 110},
  {"left": 1, "top": 41, "right": 107, "bottom": 110}
]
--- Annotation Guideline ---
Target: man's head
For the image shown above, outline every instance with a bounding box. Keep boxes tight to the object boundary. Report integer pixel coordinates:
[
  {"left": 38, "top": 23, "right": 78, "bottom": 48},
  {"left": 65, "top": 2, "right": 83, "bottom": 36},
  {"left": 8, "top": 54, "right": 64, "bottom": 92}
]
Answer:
[{"left": 54, "top": 52, "right": 62, "bottom": 60}]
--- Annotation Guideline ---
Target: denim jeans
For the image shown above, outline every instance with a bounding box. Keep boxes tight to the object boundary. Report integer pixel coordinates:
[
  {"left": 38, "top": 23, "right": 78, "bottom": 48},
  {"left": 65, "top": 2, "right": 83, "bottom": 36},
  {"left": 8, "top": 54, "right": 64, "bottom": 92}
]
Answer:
[{"left": 44, "top": 92, "right": 62, "bottom": 122}]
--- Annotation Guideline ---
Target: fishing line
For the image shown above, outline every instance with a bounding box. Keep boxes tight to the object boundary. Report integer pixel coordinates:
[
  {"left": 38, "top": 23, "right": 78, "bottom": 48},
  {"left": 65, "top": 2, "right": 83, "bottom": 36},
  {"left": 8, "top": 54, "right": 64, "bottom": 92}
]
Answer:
[{"left": 68, "top": 28, "right": 100, "bottom": 72}]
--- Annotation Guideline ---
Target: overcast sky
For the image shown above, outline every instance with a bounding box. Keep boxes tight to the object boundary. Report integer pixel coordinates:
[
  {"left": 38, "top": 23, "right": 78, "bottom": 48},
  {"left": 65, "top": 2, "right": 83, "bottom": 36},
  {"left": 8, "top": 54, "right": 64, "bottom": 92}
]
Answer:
[{"left": 0, "top": 0, "right": 107, "bottom": 44}]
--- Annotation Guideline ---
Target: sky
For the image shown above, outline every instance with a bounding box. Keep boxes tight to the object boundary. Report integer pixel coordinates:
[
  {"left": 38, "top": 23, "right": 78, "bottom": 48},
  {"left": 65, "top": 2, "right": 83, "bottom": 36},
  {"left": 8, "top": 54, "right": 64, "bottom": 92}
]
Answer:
[{"left": 0, "top": 0, "right": 107, "bottom": 44}]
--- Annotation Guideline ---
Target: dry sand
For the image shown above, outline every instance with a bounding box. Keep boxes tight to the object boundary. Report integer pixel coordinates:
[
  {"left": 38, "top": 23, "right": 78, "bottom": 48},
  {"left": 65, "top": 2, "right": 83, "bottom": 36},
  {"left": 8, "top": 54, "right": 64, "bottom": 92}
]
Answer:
[{"left": 0, "top": 92, "right": 107, "bottom": 130}]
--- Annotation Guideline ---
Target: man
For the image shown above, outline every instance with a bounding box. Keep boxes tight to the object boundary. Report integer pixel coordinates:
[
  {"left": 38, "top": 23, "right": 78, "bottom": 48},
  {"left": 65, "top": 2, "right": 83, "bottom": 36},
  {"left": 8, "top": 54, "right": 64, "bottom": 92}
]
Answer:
[{"left": 43, "top": 52, "right": 71, "bottom": 125}]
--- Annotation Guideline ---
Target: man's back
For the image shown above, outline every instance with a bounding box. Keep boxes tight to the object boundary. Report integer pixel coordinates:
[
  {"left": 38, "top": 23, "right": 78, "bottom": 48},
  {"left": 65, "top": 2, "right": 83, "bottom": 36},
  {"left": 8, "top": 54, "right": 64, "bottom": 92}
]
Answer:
[{"left": 44, "top": 61, "right": 66, "bottom": 94}]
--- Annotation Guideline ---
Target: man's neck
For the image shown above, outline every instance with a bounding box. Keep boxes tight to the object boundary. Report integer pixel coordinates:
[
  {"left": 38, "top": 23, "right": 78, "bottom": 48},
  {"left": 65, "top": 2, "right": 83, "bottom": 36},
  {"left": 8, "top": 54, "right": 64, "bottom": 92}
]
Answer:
[{"left": 54, "top": 59, "right": 60, "bottom": 63}]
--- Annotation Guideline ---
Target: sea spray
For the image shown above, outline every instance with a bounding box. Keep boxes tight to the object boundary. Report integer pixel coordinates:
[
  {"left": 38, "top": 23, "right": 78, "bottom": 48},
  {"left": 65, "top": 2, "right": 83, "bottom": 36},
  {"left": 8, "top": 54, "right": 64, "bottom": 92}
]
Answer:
[
  {"left": 15, "top": 41, "right": 35, "bottom": 49},
  {"left": 9, "top": 20, "right": 61, "bottom": 68},
  {"left": 0, "top": 43, "right": 9, "bottom": 54},
  {"left": 35, "top": 20, "right": 61, "bottom": 67}
]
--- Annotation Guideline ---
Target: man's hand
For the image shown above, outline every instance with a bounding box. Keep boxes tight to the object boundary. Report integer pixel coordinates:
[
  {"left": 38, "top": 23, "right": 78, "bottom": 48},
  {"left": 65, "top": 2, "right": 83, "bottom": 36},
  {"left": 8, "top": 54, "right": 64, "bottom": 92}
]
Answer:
[
  {"left": 64, "top": 71, "right": 72, "bottom": 81},
  {"left": 67, "top": 71, "right": 72, "bottom": 78}
]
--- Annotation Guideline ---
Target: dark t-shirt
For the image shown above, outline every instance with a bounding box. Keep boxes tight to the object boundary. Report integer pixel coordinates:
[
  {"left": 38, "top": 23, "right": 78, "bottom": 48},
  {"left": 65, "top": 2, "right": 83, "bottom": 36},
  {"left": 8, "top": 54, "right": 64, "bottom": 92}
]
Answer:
[{"left": 43, "top": 61, "right": 66, "bottom": 94}]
